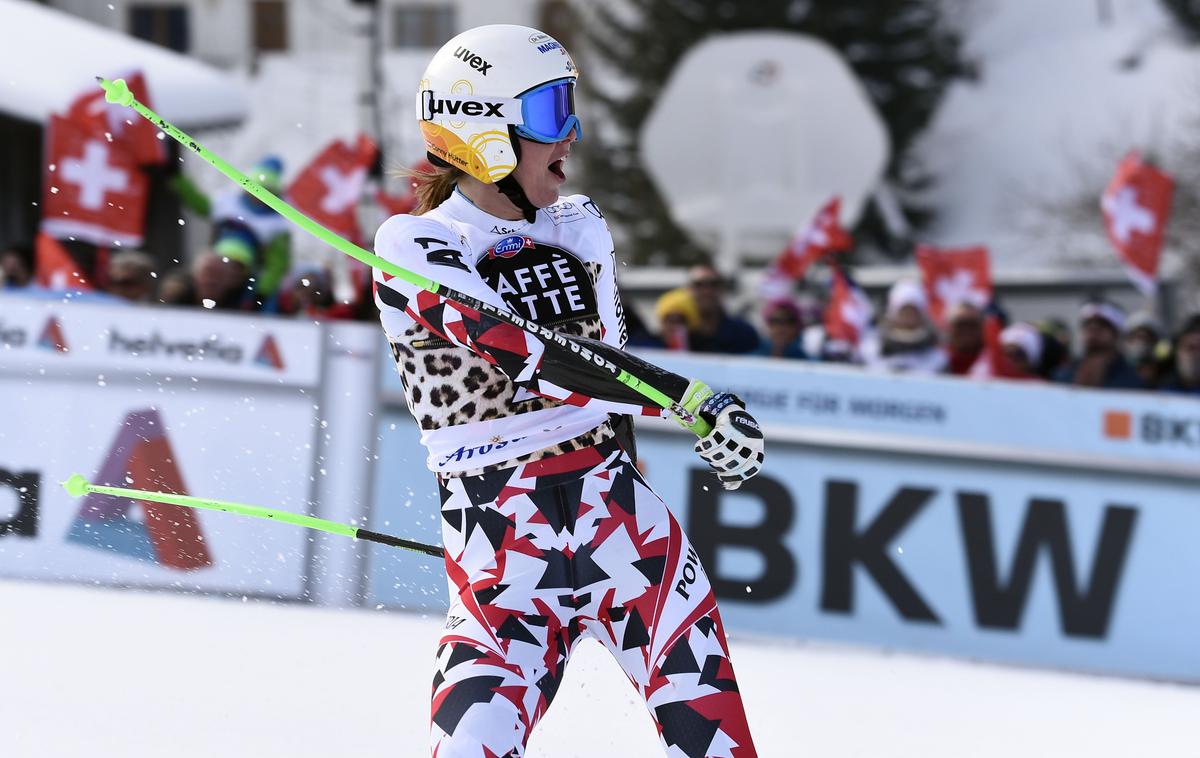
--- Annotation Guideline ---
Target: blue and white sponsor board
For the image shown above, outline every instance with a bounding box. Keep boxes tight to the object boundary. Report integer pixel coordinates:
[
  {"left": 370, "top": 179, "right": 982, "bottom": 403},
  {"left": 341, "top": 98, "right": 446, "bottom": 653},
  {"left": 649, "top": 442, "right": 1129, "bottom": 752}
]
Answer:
[
  {"left": 635, "top": 420, "right": 1199, "bottom": 682},
  {"left": 643, "top": 350, "right": 1200, "bottom": 470},
  {"left": 371, "top": 344, "right": 1200, "bottom": 682},
  {"left": 0, "top": 296, "right": 319, "bottom": 596}
]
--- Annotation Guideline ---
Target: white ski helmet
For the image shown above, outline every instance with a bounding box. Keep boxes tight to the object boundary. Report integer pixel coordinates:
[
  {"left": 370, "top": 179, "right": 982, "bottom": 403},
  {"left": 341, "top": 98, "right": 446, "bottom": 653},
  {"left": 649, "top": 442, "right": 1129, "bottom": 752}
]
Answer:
[{"left": 415, "top": 24, "right": 580, "bottom": 188}]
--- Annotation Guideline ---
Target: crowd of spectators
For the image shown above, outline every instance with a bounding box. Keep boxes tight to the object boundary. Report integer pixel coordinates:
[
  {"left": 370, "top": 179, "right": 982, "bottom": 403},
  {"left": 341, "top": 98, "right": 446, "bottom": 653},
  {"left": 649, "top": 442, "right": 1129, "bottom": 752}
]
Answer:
[
  {"left": 628, "top": 264, "right": 1200, "bottom": 396},
  {"left": 0, "top": 236, "right": 370, "bottom": 322},
  {"left": 0, "top": 157, "right": 372, "bottom": 322},
  {"left": 3, "top": 230, "right": 1198, "bottom": 396}
]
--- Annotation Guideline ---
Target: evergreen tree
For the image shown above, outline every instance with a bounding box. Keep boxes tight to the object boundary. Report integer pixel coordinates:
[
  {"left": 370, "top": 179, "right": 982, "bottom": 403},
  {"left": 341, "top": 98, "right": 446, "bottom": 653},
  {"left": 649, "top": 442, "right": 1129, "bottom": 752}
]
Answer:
[
  {"left": 580, "top": 0, "right": 969, "bottom": 265},
  {"left": 1161, "top": 0, "right": 1200, "bottom": 41}
]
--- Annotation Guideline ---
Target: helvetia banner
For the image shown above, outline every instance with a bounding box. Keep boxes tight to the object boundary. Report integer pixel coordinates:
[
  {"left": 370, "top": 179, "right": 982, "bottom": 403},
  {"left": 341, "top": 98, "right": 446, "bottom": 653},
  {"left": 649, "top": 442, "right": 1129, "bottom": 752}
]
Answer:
[{"left": 0, "top": 296, "right": 320, "bottom": 596}]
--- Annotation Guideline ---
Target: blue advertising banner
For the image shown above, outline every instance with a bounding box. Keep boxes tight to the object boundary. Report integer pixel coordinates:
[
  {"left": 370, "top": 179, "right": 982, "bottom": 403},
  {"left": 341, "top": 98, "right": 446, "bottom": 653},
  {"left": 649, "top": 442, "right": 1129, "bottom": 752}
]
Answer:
[
  {"left": 369, "top": 344, "right": 1200, "bottom": 681},
  {"left": 633, "top": 421, "right": 1198, "bottom": 682},
  {"left": 366, "top": 410, "right": 447, "bottom": 613}
]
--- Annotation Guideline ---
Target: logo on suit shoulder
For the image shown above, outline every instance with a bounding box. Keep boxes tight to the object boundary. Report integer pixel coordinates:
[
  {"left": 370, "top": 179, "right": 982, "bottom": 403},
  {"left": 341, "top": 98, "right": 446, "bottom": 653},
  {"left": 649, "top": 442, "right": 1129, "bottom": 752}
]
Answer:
[{"left": 545, "top": 201, "right": 584, "bottom": 225}]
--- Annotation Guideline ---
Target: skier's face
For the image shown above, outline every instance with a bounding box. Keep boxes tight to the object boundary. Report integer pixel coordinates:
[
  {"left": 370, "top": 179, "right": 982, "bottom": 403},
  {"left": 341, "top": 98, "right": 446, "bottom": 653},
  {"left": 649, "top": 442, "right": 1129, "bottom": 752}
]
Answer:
[{"left": 512, "top": 130, "right": 577, "bottom": 208}]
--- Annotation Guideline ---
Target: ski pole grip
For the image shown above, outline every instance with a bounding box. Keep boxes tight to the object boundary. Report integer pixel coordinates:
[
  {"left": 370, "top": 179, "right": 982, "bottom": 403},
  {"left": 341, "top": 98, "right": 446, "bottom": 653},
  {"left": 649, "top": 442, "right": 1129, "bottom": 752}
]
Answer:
[{"left": 674, "top": 380, "right": 715, "bottom": 437}]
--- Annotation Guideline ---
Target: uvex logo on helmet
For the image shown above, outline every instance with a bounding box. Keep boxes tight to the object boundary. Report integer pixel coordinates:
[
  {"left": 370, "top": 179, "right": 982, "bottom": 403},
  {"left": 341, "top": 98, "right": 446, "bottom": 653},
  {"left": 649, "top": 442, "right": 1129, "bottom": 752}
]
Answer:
[
  {"left": 418, "top": 92, "right": 522, "bottom": 124},
  {"left": 454, "top": 46, "right": 492, "bottom": 75}
]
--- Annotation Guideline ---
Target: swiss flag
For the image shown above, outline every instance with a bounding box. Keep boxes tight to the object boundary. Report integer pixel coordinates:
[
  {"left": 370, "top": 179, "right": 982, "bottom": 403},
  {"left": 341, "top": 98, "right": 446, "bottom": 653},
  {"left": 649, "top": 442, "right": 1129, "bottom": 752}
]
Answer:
[
  {"left": 967, "top": 314, "right": 1022, "bottom": 379},
  {"left": 916, "top": 244, "right": 993, "bottom": 325},
  {"left": 287, "top": 133, "right": 377, "bottom": 244},
  {"left": 1101, "top": 152, "right": 1173, "bottom": 296},
  {"left": 41, "top": 114, "right": 149, "bottom": 248},
  {"left": 763, "top": 197, "right": 852, "bottom": 298},
  {"left": 65, "top": 71, "right": 165, "bottom": 166},
  {"left": 35, "top": 232, "right": 92, "bottom": 290},
  {"left": 375, "top": 186, "right": 417, "bottom": 217},
  {"left": 824, "top": 264, "right": 875, "bottom": 346},
  {"left": 376, "top": 158, "right": 434, "bottom": 217}
]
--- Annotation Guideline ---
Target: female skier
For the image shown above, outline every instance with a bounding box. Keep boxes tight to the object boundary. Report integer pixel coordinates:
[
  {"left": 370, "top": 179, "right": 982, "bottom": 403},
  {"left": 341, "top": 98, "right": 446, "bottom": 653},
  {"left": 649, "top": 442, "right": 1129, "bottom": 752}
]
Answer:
[{"left": 373, "top": 25, "right": 764, "bottom": 757}]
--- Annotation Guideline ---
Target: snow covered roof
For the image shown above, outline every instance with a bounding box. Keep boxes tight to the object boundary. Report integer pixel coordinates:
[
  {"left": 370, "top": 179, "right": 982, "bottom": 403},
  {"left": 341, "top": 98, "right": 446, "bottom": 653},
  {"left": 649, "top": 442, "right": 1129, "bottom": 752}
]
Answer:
[{"left": 0, "top": 0, "right": 246, "bottom": 129}]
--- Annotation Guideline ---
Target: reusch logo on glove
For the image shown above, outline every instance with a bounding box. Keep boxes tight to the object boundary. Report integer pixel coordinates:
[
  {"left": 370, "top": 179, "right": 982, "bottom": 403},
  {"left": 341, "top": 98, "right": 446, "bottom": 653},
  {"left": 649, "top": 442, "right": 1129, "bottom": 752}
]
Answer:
[
  {"left": 418, "top": 91, "right": 523, "bottom": 124},
  {"left": 731, "top": 411, "right": 763, "bottom": 437}
]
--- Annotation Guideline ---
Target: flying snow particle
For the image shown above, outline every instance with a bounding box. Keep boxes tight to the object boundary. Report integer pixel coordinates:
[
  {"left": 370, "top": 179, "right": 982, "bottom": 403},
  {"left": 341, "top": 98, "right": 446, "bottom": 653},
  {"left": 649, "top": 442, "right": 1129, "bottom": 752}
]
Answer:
[
  {"left": 177, "top": 218, "right": 185, "bottom": 226},
  {"left": 201, "top": 299, "right": 216, "bottom": 309},
  {"left": 897, "top": 546, "right": 904, "bottom": 554}
]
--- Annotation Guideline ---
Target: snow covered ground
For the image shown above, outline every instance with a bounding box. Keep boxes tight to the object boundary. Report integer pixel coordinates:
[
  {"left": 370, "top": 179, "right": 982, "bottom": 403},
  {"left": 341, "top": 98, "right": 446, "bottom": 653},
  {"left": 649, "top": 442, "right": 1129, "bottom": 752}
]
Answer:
[{"left": 2, "top": 579, "right": 1195, "bottom": 757}]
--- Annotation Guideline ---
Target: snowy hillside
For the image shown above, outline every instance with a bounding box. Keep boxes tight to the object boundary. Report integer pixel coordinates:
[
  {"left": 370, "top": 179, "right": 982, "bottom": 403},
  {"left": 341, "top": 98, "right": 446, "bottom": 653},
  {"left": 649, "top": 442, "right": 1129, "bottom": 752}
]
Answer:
[
  {"left": 2, "top": 580, "right": 1195, "bottom": 757},
  {"left": 918, "top": 0, "right": 1198, "bottom": 267}
]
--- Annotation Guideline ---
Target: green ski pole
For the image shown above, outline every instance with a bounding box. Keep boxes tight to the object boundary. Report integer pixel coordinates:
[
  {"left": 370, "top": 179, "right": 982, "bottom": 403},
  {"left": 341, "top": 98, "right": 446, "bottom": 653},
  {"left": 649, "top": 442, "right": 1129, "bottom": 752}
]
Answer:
[
  {"left": 62, "top": 474, "right": 444, "bottom": 558},
  {"left": 95, "top": 77, "right": 712, "bottom": 437}
]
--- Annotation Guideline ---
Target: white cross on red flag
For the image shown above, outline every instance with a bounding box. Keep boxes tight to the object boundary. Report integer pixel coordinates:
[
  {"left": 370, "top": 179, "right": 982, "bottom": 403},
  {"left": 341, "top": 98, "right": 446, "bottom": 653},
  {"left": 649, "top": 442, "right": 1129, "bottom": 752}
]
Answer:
[
  {"left": 966, "top": 314, "right": 1023, "bottom": 379},
  {"left": 376, "top": 158, "right": 435, "bottom": 217},
  {"left": 773, "top": 196, "right": 852, "bottom": 280},
  {"left": 65, "top": 71, "right": 166, "bottom": 166},
  {"left": 287, "top": 134, "right": 377, "bottom": 244},
  {"left": 41, "top": 113, "right": 149, "bottom": 248},
  {"left": 915, "top": 244, "right": 993, "bottom": 325},
  {"left": 1101, "top": 152, "right": 1173, "bottom": 296},
  {"left": 823, "top": 264, "right": 875, "bottom": 347}
]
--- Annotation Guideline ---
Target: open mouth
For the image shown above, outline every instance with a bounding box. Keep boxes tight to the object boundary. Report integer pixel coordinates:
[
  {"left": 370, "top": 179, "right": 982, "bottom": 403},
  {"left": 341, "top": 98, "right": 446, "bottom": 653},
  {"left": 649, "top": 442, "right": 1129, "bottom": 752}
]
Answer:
[{"left": 548, "top": 157, "right": 567, "bottom": 181}]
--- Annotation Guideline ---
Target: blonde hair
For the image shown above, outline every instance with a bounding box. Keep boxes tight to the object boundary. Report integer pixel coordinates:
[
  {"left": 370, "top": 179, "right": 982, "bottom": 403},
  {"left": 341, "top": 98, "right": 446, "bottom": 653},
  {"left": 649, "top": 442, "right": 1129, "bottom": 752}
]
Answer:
[{"left": 402, "top": 162, "right": 463, "bottom": 215}]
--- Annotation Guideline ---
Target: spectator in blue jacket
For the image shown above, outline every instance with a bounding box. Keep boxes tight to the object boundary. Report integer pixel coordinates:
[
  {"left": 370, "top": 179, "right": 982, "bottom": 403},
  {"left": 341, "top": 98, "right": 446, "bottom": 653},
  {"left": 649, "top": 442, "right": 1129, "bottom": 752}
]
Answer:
[
  {"left": 1054, "top": 299, "right": 1143, "bottom": 390},
  {"left": 755, "top": 298, "right": 808, "bottom": 360},
  {"left": 686, "top": 264, "right": 760, "bottom": 354}
]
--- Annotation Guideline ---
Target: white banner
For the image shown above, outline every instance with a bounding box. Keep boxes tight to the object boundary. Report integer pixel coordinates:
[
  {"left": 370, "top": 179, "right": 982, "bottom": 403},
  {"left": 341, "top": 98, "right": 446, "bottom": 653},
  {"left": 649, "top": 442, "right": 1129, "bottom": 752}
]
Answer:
[
  {"left": 0, "top": 295, "right": 321, "bottom": 387},
  {"left": 0, "top": 295, "right": 320, "bottom": 596},
  {"left": 639, "top": 350, "right": 1200, "bottom": 470}
]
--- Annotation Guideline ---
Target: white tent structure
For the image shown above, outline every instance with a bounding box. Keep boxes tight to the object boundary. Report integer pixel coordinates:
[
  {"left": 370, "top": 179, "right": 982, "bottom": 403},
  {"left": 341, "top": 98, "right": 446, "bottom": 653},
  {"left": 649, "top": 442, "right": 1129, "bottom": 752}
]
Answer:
[{"left": 0, "top": 0, "right": 246, "bottom": 129}]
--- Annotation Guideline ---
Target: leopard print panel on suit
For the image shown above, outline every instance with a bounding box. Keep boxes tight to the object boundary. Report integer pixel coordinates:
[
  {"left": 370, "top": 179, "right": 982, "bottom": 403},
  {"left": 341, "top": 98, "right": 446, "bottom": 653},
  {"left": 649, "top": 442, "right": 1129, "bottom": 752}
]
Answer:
[{"left": 389, "top": 259, "right": 614, "bottom": 478}]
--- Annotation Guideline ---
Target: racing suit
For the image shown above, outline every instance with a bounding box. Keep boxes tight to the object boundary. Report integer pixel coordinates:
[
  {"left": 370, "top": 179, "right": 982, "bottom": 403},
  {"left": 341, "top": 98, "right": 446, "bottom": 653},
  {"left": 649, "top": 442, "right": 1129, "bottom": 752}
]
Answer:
[{"left": 374, "top": 189, "right": 757, "bottom": 757}]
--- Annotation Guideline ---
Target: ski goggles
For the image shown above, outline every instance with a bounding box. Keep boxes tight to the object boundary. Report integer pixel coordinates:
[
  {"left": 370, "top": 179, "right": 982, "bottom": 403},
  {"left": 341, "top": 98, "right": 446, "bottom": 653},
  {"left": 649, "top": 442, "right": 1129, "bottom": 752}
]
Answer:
[{"left": 514, "top": 78, "right": 582, "bottom": 143}]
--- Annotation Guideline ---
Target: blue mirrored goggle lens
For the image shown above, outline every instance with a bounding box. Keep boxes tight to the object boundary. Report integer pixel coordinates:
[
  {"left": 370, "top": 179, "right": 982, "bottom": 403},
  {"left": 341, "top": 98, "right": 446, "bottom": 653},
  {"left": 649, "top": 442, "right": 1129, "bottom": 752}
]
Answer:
[{"left": 517, "top": 80, "right": 581, "bottom": 143}]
